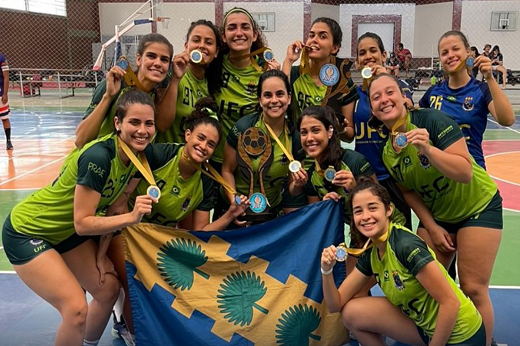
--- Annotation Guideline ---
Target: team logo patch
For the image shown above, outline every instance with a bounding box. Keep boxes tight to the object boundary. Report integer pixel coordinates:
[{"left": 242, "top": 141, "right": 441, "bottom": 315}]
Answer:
[
  {"left": 462, "top": 96, "right": 474, "bottom": 111},
  {"left": 181, "top": 196, "right": 191, "bottom": 211},
  {"left": 197, "top": 90, "right": 204, "bottom": 97},
  {"left": 403, "top": 156, "right": 412, "bottom": 168},
  {"left": 170, "top": 185, "right": 181, "bottom": 196},
  {"left": 384, "top": 270, "right": 390, "bottom": 282},
  {"left": 29, "top": 239, "right": 44, "bottom": 246},
  {"left": 315, "top": 96, "right": 323, "bottom": 103},
  {"left": 392, "top": 270, "right": 405, "bottom": 290},
  {"left": 418, "top": 153, "right": 431, "bottom": 169}
]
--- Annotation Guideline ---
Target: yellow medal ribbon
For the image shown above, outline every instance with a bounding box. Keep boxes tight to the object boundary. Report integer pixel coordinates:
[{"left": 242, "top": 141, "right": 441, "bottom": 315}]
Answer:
[
  {"left": 263, "top": 121, "right": 293, "bottom": 162},
  {"left": 118, "top": 138, "right": 156, "bottom": 187},
  {"left": 117, "top": 56, "right": 146, "bottom": 91},
  {"left": 450, "top": 58, "right": 469, "bottom": 75},
  {"left": 181, "top": 149, "right": 237, "bottom": 196},
  {"left": 228, "top": 47, "right": 270, "bottom": 72},
  {"left": 391, "top": 113, "right": 408, "bottom": 137},
  {"left": 338, "top": 231, "right": 389, "bottom": 257}
]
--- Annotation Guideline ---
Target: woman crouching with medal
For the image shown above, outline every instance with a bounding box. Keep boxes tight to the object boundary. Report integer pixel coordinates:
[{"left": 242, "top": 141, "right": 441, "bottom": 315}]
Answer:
[
  {"left": 291, "top": 105, "right": 407, "bottom": 310},
  {"left": 98, "top": 97, "right": 250, "bottom": 340},
  {"left": 219, "top": 70, "right": 305, "bottom": 228}
]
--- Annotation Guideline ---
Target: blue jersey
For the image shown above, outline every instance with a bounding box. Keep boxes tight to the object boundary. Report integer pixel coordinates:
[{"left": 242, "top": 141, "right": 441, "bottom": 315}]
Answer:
[
  {"left": 419, "top": 78, "right": 492, "bottom": 169},
  {"left": 353, "top": 80, "right": 413, "bottom": 180}
]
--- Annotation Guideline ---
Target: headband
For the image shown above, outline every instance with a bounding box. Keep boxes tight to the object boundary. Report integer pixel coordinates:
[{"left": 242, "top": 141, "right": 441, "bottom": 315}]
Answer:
[{"left": 223, "top": 7, "right": 255, "bottom": 26}]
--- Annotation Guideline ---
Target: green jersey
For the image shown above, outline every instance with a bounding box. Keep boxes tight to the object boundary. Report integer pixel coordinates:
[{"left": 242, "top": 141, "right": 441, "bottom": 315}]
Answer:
[
  {"left": 357, "top": 223, "right": 482, "bottom": 343},
  {"left": 132, "top": 143, "right": 214, "bottom": 227},
  {"left": 155, "top": 69, "right": 209, "bottom": 144},
  {"left": 304, "top": 149, "right": 373, "bottom": 224},
  {"left": 213, "top": 55, "right": 264, "bottom": 163},
  {"left": 226, "top": 113, "right": 305, "bottom": 208},
  {"left": 382, "top": 108, "right": 497, "bottom": 223},
  {"left": 290, "top": 64, "right": 358, "bottom": 120},
  {"left": 10, "top": 134, "right": 137, "bottom": 244}
]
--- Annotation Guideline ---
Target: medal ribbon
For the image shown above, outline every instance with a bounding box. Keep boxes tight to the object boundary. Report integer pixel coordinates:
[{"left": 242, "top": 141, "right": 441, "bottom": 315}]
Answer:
[
  {"left": 450, "top": 59, "right": 469, "bottom": 75},
  {"left": 339, "top": 231, "right": 389, "bottom": 256},
  {"left": 264, "top": 121, "right": 294, "bottom": 162},
  {"left": 117, "top": 56, "right": 146, "bottom": 91},
  {"left": 181, "top": 149, "right": 237, "bottom": 195},
  {"left": 391, "top": 113, "right": 408, "bottom": 137},
  {"left": 228, "top": 47, "right": 269, "bottom": 72},
  {"left": 119, "top": 138, "right": 156, "bottom": 186}
]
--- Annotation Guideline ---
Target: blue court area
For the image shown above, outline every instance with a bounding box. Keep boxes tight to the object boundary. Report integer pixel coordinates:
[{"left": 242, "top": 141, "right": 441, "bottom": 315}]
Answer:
[{"left": 1, "top": 108, "right": 519, "bottom": 345}]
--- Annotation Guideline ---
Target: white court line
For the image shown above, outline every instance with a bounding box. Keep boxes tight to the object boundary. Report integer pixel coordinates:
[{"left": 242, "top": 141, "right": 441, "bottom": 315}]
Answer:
[
  {"left": 487, "top": 118, "right": 520, "bottom": 136},
  {"left": 0, "top": 156, "right": 66, "bottom": 187},
  {"left": 484, "top": 151, "right": 520, "bottom": 188}
]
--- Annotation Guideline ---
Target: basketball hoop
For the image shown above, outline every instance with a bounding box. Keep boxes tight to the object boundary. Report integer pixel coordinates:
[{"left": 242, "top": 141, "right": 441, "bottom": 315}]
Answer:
[{"left": 157, "top": 17, "right": 170, "bottom": 29}]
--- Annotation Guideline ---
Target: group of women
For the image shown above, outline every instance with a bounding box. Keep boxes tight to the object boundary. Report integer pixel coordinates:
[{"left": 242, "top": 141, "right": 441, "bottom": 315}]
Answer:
[{"left": 1, "top": 7, "right": 514, "bottom": 346}]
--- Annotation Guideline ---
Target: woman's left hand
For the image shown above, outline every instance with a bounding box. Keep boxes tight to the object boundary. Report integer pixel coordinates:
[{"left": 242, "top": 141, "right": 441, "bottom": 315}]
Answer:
[
  {"left": 96, "top": 254, "right": 116, "bottom": 286},
  {"left": 323, "top": 191, "right": 341, "bottom": 202},
  {"left": 475, "top": 55, "right": 493, "bottom": 80},
  {"left": 228, "top": 195, "right": 251, "bottom": 218},
  {"left": 407, "top": 128, "right": 432, "bottom": 156},
  {"left": 332, "top": 170, "right": 356, "bottom": 191}
]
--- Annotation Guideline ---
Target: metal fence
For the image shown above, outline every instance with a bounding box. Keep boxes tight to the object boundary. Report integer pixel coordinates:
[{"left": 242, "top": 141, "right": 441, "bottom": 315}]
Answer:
[{"left": 2, "top": 0, "right": 519, "bottom": 89}]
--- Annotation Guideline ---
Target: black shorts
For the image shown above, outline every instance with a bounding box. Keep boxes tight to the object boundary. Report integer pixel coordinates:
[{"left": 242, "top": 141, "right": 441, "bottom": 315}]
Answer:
[
  {"left": 2, "top": 213, "right": 90, "bottom": 265},
  {"left": 417, "top": 321, "right": 485, "bottom": 346}
]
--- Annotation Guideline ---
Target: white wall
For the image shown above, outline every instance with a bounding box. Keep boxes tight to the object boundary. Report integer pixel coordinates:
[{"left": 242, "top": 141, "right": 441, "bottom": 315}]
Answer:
[
  {"left": 461, "top": 0, "right": 520, "bottom": 70},
  {"left": 414, "top": 2, "right": 453, "bottom": 58},
  {"left": 311, "top": 3, "right": 340, "bottom": 24},
  {"left": 224, "top": 2, "right": 303, "bottom": 63},
  {"left": 339, "top": 3, "right": 415, "bottom": 58}
]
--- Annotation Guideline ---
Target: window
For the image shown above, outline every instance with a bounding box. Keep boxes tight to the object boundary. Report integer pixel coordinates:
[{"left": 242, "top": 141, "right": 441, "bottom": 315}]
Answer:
[{"left": 0, "top": 0, "right": 67, "bottom": 17}]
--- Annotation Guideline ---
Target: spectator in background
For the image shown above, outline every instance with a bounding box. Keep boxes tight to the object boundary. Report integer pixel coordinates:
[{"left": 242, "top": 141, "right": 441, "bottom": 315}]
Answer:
[
  {"left": 396, "top": 43, "right": 412, "bottom": 77},
  {"left": 469, "top": 46, "right": 480, "bottom": 78},
  {"left": 385, "top": 52, "right": 400, "bottom": 77},
  {"left": 490, "top": 45, "right": 507, "bottom": 89},
  {"left": 482, "top": 44, "right": 491, "bottom": 58},
  {"left": 0, "top": 52, "right": 13, "bottom": 150}
]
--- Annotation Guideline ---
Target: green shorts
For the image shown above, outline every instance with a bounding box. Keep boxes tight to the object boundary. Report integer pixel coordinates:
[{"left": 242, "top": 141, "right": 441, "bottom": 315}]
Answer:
[
  {"left": 2, "top": 213, "right": 90, "bottom": 265},
  {"left": 417, "top": 321, "right": 485, "bottom": 346},
  {"left": 419, "top": 191, "right": 503, "bottom": 234}
]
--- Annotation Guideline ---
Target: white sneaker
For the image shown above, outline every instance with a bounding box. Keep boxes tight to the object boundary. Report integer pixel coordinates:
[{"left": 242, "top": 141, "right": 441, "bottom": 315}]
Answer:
[{"left": 112, "top": 320, "right": 135, "bottom": 346}]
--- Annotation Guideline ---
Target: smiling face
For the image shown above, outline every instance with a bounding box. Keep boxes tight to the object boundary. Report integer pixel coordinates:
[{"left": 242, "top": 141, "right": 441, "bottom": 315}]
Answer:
[
  {"left": 352, "top": 189, "right": 393, "bottom": 239},
  {"left": 299, "top": 116, "right": 333, "bottom": 159},
  {"left": 258, "top": 76, "right": 291, "bottom": 120},
  {"left": 184, "top": 123, "right": 220, "bottom": 164},
  {"left": 438, "top": 34, "right": 470, "bottom": 74},
  {"left": 357, "top": 37, "right": 386, "bottom": 68},
  {"left": 305, "top": 22, "right": 339, "bottom": 60},
  {"left": 136, "top": 42, "right": 171, "bottom": 84},
  {"left": 222, "top": 12, "right": 258, "bottom": 54},
  {"left": 186, "top": 24, "right": 219, "bottom": 65},
  {"left": 115, "top": 103, "right": 155, "bottom": 152},
  {"left": 369, "top": 75, "right": 407, "bottom": 126}
]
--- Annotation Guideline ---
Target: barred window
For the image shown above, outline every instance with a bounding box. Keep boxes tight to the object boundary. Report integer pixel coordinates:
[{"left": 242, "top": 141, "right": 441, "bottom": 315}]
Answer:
[{"left": 0, "top": 0, "right": 67, "bottom": 17}]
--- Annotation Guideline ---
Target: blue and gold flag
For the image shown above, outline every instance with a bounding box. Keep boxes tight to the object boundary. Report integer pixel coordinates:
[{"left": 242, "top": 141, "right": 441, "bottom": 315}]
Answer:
[{"left": 123, "top": 200, "right": 349, "bottom": 345}]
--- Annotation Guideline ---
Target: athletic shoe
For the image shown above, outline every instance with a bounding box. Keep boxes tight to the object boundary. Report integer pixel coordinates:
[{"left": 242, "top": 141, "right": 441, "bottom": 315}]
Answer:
[
  {"left": 112, "top": 319, "right": 135, "bottom": 346},
  {"left": 6, "top": 141, "right": 13, "bottom": 150},
  {"left": 490, "top": 335, "right": 498, "bottom": 346}
]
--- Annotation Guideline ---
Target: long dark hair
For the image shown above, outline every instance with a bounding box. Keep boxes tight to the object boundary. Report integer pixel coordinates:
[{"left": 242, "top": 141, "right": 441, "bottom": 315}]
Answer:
[
  {"left": 349, "top": 176, "right": 392, "bottom": 247},
  {"left": 186, "top": 20, "right": 224, "bottom": 96},
  {"left": 297, "top": 106, "right": 344, "bottom": 170}
]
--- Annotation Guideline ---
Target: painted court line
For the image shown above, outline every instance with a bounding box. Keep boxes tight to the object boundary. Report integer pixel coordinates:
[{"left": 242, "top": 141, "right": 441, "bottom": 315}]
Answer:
[
  {"left": 487, "top": 118, "right": 520, "bottom": 136},
  {"left": 0, "top": 156, "right": 66, "bottom": 187}
]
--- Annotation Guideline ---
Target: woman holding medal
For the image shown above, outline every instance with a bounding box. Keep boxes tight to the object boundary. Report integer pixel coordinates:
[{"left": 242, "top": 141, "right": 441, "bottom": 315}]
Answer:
[
  {"left": 282, "top": 17, "right": 359, "bottom": 140},
  {"left": 75, "top": 33, "right": 174, "bottom": 150},
  {"left": 219, "top": 69, "right": 305, "bottom": 227},
  {"left": 211, "top": 7, "right": 280, "bottom": 172},
  {"left": 321, "top": 178, "right": 486, "bottom": 346},
  {"left": 368, "top": 73, "right": 503, "bottom": 346},
  {"left": 418, "top": 31, "right": 514, "bottom": 169},
  {"left": 155, "top": 20, "right": 224, "bottom": 144},
  {"left": 1, "top": 89, "right": 157, "bottom": 346},
  {"left": 343, "top": 32, "right": 413, "bottom": 230}
]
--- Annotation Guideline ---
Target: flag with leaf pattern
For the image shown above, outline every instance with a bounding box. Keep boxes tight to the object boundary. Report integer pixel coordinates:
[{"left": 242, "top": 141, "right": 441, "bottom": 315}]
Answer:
[{"left": 123, "top": 200, "right": 349, "bottom": 345}]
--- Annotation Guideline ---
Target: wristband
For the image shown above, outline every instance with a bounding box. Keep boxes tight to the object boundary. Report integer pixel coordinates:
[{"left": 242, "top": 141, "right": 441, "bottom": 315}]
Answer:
[{"left": 321, "top": 267, "right": 333, "bottom": 275}]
